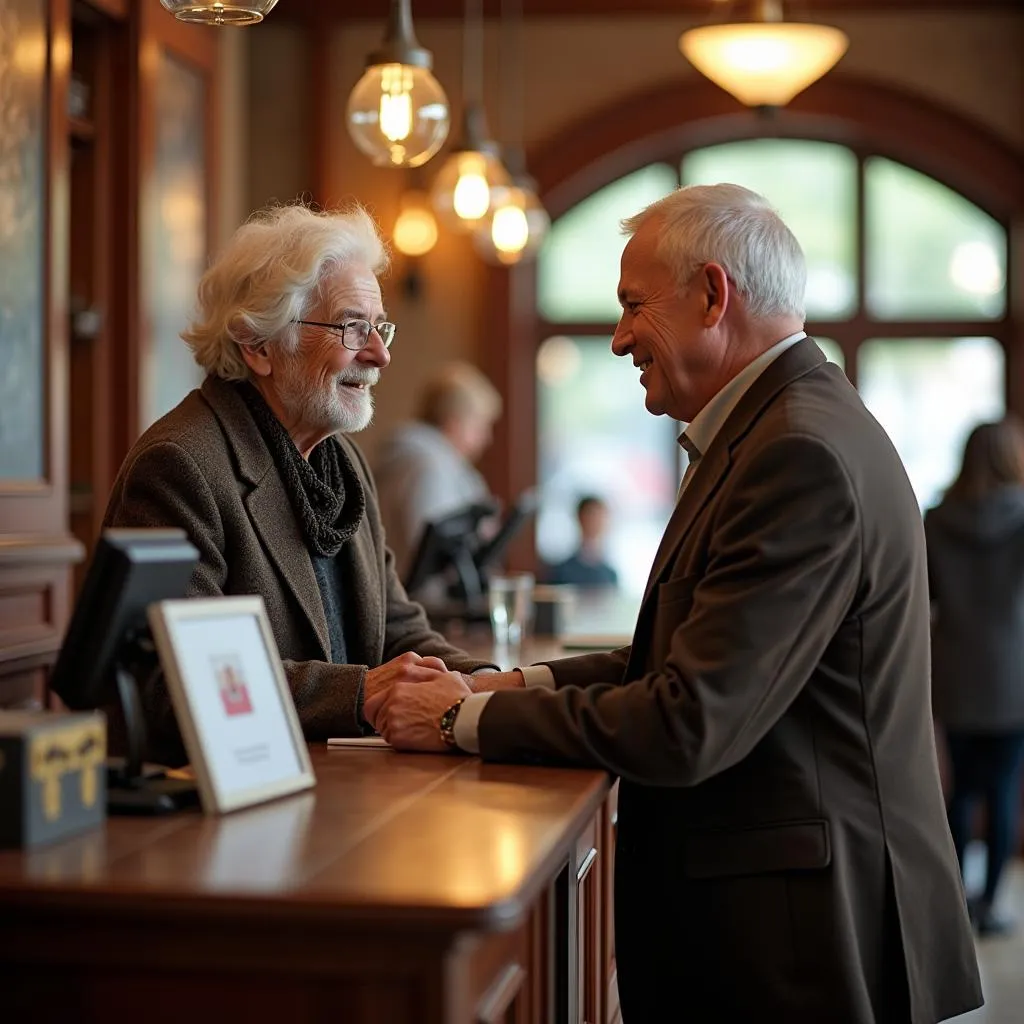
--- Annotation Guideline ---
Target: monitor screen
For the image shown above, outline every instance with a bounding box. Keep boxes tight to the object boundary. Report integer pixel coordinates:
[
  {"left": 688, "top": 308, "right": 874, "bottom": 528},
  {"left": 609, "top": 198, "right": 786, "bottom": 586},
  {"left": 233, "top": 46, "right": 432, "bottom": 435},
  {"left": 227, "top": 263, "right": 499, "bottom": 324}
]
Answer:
[
  {"left": 403, "top": 501, "right": 496, "bottom": 600},
  {"left": 402, "top": 491, "right": 538, "bottom": 604},
  {"left": 50, "top": 529, "right": 200, "bottom": 711}
]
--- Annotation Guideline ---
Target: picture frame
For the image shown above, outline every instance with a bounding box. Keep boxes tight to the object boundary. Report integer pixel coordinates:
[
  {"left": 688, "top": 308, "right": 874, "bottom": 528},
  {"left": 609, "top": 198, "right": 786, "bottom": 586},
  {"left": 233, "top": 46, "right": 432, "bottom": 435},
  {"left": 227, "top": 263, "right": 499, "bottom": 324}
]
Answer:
[{"left": 147, "top": 596, "right": 315, "bottom": 814}]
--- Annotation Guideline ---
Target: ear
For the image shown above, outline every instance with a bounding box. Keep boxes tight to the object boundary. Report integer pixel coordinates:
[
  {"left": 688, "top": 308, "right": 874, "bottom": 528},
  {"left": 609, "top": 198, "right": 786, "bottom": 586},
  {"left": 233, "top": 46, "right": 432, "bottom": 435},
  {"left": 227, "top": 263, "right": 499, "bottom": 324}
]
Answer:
[
  {"left": 239, "top": 341, "right": 273, "bottom": 379},
  {"left": 701, "top": 262, "right": 730, "bottom": 328}
]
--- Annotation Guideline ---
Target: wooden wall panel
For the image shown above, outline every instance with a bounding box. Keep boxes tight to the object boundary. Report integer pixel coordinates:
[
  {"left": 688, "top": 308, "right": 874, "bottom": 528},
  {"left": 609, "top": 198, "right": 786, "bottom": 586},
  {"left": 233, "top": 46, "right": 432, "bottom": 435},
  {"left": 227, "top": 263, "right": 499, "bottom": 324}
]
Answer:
[{"left": 0, "top": 0, "right": 82, "bottom": 702}]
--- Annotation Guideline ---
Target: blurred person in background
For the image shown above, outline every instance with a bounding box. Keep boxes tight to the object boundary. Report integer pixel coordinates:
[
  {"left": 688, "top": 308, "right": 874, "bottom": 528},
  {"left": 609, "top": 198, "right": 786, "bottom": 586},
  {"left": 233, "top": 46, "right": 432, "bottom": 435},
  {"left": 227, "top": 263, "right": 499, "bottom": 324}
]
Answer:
[
  {"left": 544, "top": 495, "right": 618, "bottom": 588},
  {"left": 373, "top": 360, "right": 502, "bottom": 582},
  {"left": 926, "top": 416, "right": 1024, "bottom": 937}
]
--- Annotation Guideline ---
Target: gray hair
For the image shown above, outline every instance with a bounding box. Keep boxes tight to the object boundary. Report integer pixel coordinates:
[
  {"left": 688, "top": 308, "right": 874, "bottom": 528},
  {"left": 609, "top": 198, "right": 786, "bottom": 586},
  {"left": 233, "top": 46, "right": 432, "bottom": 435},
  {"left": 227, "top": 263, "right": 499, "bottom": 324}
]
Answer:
[
  {"left": 621, "top": 183, "right": 806, "bottom": 320},
  {"left": 182, "top": 201, "right": 390, "bottom": 381}
]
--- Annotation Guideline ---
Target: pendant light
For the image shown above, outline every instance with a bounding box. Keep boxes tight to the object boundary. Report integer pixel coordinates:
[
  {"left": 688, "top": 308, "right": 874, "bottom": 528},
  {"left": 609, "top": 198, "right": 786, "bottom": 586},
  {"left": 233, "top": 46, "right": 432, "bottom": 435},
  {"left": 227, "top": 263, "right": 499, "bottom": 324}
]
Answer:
[
  {"left": 430, "top": 0, "right": 510, "bottom": 233},
  {"left": 159, "top": 0, "right": 278, "bottom": 24},
  {"left": 474, "top": 155, "right": 549, "bottom": 265},
  {"left": 393, "top": 190, "right": 439, "bottom": 258},
  {"left": 346, "top": 0, "right": 451, "bottom": 169},
  {"left": 679, "top": 0, "right": 848, "bottom": 109},
  {"left": 392, "top": 176, "right": 438, "bottom": 301},
  {"left": 474, "top": 0, "right": 548, "bottom": 265}
]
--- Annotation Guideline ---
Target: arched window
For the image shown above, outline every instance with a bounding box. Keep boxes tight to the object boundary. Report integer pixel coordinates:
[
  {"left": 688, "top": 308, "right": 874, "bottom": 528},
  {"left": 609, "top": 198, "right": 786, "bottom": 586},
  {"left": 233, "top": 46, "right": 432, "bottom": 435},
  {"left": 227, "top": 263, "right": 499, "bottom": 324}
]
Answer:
[{"left": 535, "top": 139, "right": 1009, "bottom": 597}]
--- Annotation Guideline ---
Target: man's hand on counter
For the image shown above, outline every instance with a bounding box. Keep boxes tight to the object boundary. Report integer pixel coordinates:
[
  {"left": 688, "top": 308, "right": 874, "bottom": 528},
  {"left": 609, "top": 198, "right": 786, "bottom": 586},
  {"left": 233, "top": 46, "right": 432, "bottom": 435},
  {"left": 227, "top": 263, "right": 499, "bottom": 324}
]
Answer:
[
  {"left": 369, "top": 671, "right": 473, "bottom": 752},
  {"left": 364, "top": 653, "right": 453, "bottom": 709}
]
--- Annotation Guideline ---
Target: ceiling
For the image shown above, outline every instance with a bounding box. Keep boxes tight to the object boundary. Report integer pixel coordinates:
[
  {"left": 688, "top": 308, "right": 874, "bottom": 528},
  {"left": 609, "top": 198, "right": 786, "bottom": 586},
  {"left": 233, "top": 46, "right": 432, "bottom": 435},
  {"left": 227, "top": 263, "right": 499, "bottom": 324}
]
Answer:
[{"left": 276, "top": 0, "right": 1021, "bottom": 22}]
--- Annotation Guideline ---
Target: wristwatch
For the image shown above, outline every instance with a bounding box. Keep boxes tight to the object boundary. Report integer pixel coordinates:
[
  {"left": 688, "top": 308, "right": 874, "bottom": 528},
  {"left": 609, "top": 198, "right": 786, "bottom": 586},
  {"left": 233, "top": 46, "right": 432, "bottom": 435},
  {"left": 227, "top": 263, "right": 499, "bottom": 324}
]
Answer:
[{"left": 439, "top": 697, "right": 467, "bottom": 750}]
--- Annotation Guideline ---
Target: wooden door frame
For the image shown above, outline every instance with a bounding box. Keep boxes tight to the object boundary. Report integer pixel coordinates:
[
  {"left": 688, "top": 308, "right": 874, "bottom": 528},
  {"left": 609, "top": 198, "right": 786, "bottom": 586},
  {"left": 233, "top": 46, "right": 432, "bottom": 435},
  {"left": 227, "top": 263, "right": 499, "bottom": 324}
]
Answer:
[{"left": 128, "top": 2, "right": 219, "bottom": 442}]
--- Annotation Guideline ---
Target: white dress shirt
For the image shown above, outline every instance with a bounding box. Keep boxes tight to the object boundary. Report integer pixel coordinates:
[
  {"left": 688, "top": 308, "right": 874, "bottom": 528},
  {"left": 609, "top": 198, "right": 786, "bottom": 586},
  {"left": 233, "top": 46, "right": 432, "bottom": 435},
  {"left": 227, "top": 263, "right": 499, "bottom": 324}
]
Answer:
[{"left": 454, "top": 331, "right": 808, "bottom": 754}]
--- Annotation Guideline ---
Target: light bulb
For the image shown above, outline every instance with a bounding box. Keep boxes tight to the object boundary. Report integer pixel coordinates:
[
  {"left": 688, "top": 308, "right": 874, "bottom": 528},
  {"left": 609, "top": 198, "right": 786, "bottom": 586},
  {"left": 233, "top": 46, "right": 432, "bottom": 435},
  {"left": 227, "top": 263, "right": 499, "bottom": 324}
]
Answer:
[
  {"left": 474, "top": 181, "right": 550, "bottom": 266},
  {"left": 492, "top": 204, "right": 530, "bottom": 255},
  {"left": 347, "top": 64, "right": 450, "bottom": 168},
  {"left": 378, "top": 65, "right": 414, "bottom": 142},
  {"left": 432, "top": 149, "right": 510, "bottom": 232},
  {"left": 392, "top": 191, "right": 438, "bottom": 257},
  {"left": 453, "top": 157, "right": 491, "bottom": 221}
]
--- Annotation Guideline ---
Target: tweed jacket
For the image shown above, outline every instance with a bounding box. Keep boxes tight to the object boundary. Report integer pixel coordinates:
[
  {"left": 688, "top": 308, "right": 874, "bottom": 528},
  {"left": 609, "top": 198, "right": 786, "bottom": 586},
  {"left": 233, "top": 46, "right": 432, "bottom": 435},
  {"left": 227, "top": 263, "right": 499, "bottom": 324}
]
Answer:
[
  {"left": 477, "top": 339, "right": 981, "bottom": 1023},
  {"left": 103, "top": 375, "right": 495, "bottom": 765}
]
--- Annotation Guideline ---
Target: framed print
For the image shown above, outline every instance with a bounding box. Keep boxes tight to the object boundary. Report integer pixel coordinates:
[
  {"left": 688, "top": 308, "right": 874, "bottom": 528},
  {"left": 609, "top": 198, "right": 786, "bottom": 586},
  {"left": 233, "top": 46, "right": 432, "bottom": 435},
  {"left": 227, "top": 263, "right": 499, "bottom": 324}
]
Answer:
[{"left": 147, "top": 596, "right": 315, "bottom": 814}]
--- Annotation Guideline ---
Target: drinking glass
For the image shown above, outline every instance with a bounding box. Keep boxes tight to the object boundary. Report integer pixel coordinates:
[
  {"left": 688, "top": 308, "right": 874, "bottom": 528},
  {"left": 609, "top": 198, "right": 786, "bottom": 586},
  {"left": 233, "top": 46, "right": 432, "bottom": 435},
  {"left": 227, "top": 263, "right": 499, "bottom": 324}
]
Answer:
[{"left": 488, "top": 572, "right": 535, "bottom": 652}]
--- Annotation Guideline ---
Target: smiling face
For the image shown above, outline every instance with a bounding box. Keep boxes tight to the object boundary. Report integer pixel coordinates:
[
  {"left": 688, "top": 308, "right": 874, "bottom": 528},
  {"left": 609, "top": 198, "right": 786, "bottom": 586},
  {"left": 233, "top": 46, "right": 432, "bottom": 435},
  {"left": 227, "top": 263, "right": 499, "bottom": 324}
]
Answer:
[
  {"left": 611, "top": 215, "right": 728, "bottom": 423},
  {"left": 244, "top": 261, "right": 391, "bottom": 457}
]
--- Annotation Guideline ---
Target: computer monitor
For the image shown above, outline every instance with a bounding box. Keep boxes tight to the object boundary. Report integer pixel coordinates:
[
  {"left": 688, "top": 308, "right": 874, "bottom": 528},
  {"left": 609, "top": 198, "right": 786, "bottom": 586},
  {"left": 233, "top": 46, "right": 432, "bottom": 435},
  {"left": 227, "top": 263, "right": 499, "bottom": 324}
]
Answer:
[
  {"left": 403, "top": 500, "right": 497, "bottom": 603},
  {"left": 50, "top": 528, "right": 201, "bottom": 815},
  {"left": 403, "top": 490, "right": 539, "bottom": 612}
]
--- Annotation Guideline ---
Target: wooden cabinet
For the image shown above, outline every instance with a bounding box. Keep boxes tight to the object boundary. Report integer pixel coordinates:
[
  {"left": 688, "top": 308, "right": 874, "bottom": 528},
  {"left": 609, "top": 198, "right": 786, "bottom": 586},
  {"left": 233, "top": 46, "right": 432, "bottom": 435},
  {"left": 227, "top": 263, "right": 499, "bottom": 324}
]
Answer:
[
  {"left": 575, "top": 812, "right": 602, "bottom": 1024},
  {"left": 0, "top": 748, "right": 615, "bottom": 1024},
  {"left": 604, "top": 781, "right": 620, "bottom": 1024}
]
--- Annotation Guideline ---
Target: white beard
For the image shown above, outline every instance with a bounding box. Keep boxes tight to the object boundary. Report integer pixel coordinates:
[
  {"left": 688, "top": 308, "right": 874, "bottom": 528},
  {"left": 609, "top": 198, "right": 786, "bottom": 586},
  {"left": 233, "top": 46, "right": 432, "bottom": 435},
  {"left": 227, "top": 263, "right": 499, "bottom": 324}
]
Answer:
[{"left": 278, "top": 365, "right": 379, "bottom": 436}]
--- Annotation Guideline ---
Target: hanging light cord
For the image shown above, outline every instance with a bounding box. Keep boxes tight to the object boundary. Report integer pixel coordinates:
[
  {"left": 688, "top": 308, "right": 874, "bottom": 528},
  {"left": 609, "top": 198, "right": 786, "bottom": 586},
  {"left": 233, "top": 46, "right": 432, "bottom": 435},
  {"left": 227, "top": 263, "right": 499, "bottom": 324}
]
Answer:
[
  {"left": 464, "top": 0, "right": 484, "bottom": 107},
  {"left": 499, "top": 0, "right": 525, "bottom": 163}
]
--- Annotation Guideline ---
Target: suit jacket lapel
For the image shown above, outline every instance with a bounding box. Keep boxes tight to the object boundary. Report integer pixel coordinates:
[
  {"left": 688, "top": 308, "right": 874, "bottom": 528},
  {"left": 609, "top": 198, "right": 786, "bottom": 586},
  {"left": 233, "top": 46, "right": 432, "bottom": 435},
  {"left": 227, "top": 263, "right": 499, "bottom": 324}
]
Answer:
[
  {"left": 636, "top": 338, "right": 829, "bottom": 623},
  {"left": 641, "top": 442, "right": 730, "bottom": 606},
  {"left": 200, "top": 377, "right": 331, "bottom": 661}
]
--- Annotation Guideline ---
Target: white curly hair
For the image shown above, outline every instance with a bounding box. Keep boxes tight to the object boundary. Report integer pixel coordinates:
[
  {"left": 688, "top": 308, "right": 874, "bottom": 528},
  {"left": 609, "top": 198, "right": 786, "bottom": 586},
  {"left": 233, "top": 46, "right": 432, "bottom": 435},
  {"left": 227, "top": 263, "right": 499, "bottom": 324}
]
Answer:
[{"left": 182, "top": 201, "right": 390, "bottom": 381}]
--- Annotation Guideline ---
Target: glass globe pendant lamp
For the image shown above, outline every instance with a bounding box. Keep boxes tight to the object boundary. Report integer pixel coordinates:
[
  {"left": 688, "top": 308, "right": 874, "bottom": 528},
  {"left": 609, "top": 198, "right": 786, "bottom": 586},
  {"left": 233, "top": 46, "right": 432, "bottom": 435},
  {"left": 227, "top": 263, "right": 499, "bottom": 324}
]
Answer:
[
  {"left": 473, "top": 0, "right": 547, "bottom": 264},
  {"left": 159, "top": 0, "right": 278, "bottom": 25},
  {"left": 346, "top": 0, "right": 450, "bottom": 169},
  {"left": 474, "top": 152, "right": 548, "bottom": 266},
  {"left": 431, "top": 104, "right": 510, "bottom": 233}
]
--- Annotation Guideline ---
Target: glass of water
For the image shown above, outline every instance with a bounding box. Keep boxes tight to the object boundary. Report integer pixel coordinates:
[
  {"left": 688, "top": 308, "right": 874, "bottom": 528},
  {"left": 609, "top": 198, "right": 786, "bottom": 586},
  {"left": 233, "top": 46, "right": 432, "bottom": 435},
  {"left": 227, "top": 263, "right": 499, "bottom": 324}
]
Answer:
[{"left": 488, "top": 572, "right": 535, "bottom": 654}]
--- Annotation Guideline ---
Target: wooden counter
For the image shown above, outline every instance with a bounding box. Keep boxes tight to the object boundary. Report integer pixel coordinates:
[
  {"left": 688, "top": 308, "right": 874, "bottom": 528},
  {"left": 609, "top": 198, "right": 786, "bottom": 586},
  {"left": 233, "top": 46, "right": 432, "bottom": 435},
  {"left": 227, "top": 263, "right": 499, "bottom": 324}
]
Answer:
[{"left": 0, "top": 746, "right": 617, "bottom": 1024}]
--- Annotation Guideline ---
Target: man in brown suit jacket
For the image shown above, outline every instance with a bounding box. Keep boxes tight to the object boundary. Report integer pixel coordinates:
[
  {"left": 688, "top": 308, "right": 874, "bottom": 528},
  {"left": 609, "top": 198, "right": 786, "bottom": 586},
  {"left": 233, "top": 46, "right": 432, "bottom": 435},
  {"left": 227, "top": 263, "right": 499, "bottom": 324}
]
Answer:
[
  {"left": 370, "top": 185, "right": 982, "bottom": 1022},
  {"left": 104, "top": 203, "right": 495, "bottom": 766}
]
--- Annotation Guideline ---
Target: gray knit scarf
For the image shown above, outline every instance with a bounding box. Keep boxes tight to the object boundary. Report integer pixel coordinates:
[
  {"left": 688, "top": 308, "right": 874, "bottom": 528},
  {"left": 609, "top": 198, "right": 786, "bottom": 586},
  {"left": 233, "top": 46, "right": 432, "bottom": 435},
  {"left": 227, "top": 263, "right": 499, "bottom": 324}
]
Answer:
[{"left": 237, "top": 382, "right": 366, "bottom": 557}]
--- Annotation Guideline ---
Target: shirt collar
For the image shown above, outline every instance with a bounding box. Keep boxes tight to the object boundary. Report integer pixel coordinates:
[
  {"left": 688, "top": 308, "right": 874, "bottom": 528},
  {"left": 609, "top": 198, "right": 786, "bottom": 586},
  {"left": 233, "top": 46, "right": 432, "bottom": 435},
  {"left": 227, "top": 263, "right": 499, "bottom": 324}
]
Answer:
[{"left": 680, "top": 331, "right": 807, "bottom": 458}]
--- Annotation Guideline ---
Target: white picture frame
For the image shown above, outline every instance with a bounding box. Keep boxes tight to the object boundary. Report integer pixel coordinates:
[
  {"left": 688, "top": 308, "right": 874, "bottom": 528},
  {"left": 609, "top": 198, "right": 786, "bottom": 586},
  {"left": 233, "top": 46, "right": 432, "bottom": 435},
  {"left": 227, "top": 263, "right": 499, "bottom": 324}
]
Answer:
[{"left": 147, "top": 596, "right": 315, "bottom": 814}]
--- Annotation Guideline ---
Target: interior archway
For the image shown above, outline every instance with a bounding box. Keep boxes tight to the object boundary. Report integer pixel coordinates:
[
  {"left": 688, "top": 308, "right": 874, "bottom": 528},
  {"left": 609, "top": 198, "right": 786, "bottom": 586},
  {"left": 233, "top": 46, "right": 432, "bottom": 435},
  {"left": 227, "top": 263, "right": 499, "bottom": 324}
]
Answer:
[{"left": 482, "top": 73, "right": 1024, "bottom": 569}]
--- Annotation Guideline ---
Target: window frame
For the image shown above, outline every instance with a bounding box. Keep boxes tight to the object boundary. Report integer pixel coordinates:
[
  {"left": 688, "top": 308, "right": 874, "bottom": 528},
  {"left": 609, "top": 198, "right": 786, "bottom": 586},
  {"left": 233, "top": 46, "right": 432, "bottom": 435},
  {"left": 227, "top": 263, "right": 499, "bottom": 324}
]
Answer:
[{"left": 480, "top": 73, "right": 1023, "bottom": 570}]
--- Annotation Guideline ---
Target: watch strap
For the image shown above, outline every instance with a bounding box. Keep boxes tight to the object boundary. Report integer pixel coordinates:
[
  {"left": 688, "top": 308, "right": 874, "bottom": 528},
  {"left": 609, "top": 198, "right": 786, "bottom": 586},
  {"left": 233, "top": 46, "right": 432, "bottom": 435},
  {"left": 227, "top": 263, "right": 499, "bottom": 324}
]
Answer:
[{"left": 439, "top": 697, "right": 467, "bottom": 749}]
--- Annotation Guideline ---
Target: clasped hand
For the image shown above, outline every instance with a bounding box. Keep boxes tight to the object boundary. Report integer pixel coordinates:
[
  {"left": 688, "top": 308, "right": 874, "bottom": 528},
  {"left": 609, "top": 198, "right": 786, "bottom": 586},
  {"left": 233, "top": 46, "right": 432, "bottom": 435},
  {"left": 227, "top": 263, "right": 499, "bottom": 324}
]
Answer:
[{"left": 363, "top": 654, "right": 521, "bottom": 752}]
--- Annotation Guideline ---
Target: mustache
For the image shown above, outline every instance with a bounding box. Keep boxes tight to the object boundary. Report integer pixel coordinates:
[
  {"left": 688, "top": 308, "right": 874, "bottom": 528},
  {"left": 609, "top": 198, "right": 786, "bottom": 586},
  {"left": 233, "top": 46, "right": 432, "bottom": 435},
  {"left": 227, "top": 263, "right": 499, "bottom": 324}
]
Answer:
[{"left": 338, "top": 367, "right": 380, "bottom": 387}]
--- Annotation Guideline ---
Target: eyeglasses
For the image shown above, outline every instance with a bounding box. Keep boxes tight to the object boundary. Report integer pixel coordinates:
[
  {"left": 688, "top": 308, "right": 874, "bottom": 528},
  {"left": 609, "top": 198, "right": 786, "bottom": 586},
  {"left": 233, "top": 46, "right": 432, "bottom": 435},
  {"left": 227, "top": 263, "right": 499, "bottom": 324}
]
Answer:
[{"left": 293, "top": 318, "right": 396, "bottom": 350}]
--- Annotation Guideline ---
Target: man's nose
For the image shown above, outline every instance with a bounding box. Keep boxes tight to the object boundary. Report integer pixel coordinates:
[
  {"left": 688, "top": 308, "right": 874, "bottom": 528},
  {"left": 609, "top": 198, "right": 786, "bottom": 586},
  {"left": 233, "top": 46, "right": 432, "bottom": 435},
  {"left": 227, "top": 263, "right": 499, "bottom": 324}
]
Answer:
[
  {"left": 359, "top": 329, "right": 391, "bottom": 368},
  {"left": 610, "top": 320, "right": 631, "bottom": 358}
]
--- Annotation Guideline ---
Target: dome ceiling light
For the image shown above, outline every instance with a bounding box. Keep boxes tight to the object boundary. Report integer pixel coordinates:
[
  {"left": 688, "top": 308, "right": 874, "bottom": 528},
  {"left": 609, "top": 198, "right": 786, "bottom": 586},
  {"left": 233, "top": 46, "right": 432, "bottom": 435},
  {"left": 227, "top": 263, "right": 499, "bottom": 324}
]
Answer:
[{"left": 679, "top": 0, "right": 849, "bottom": 109}]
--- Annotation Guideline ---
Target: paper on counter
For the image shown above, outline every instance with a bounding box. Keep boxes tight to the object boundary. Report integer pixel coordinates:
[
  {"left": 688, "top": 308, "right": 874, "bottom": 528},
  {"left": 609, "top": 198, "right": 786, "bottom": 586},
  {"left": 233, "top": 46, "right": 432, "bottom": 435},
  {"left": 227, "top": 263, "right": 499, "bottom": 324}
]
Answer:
[{"left": 327, "top": 736, "right": 391, "bottom": 748}]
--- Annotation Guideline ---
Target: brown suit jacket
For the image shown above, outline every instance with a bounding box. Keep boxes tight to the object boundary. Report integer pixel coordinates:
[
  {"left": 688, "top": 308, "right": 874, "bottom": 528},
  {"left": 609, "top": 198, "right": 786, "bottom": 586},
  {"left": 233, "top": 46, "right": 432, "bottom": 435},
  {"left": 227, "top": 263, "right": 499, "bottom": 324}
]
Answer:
[
  {"left": 478, "top": 340, "right": 981, "bottom": 1023},
  {"left": 103, "top": 376, "right": 494, "bottom": 765}
]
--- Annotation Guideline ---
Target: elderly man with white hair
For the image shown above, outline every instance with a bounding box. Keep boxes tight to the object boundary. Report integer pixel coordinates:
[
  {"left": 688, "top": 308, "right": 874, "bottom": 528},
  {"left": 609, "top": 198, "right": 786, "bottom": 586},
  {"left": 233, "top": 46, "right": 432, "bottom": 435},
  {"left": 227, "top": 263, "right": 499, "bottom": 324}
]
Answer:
[{"left": 103, "top": 202, "right": 495, "bottom": 766}]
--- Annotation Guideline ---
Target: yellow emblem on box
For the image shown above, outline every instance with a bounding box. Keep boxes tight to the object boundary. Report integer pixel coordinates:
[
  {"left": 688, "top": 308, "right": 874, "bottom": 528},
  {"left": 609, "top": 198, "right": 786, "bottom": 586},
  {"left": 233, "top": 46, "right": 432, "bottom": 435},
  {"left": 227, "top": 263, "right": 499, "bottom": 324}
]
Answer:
[{"left": 29, "top": 721, "right": 107, "bottom": 820}]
